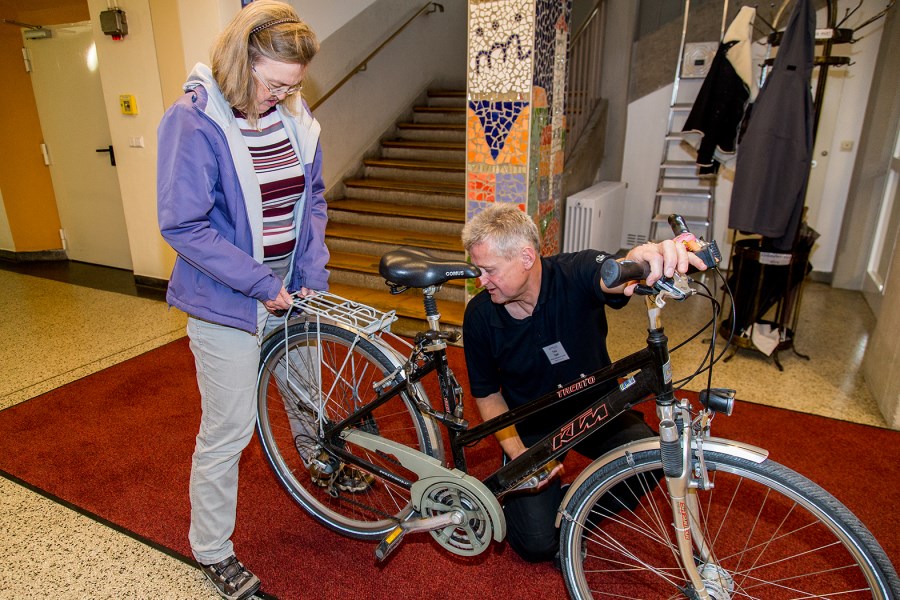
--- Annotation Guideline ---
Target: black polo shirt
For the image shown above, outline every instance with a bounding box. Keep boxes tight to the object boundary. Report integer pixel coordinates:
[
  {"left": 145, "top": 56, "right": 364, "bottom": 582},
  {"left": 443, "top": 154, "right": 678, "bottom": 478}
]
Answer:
[{"left": 463, "top": 250, "right": 629, "bottom": 444}]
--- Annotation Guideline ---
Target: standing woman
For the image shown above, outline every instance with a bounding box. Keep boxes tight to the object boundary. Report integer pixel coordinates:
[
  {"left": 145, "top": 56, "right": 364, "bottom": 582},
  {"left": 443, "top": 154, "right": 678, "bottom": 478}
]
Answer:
[{"left": 157, "top": 2, "right": 328, "bottom": 598}]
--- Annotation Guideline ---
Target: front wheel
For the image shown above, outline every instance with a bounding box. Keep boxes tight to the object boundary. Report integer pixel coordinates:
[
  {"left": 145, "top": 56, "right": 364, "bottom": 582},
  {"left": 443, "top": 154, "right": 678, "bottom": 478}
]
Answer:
[
  {"left": 256, "top": 321, "right": 444, "bottom": 539},
  {"left": 559, "top": 449, "right": 900, "bottom": 599}
]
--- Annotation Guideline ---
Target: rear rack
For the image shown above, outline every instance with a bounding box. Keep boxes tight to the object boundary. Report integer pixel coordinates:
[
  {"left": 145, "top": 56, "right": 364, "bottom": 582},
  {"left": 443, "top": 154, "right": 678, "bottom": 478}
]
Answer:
[{"left": 290, "top": 291, "right": 397, "bottom": 337}]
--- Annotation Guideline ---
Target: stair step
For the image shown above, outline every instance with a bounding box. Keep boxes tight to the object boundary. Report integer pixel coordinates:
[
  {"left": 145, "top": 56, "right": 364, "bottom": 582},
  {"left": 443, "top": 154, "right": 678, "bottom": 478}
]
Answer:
[
  {"left": 395, "top": 122, "right": 466, "bottom": 143},
  {"left": 660, "top": 160, "right": 698, "bottom": 169},
  {"left": 329, "top": 199, "right": 464, "bottom": 222},
  {"left": 326, "top": 223, "right": 464, "bottom": 253},
  {"left": 363, "top": 158, "right": 464, "bottom": 173},
  {"left": 414, "top": 105, "right": 466, "bottom": 113},
  {"left": 328, "top": 250, "right": 463, "bottom": 288},
  {"left": 397, "top": 122, "right": 465, "bottom": 132},
  {"left": 328, "top": 282, "right": 464, "bottom": 328},
  {"left": 652, "top": 213, "right": 709, "bottom": 227},
  {"left": 410, "top": 107, "right": 466, "bottom": 125},
  {"left": 427, "top": 90, "right": 466, "bottom": 98},
  {"left": 344, "top": 178, "right": 464, "bottom": 196},
  {"left": 382, "top": 139, "right": 465, "bottom": 152},
  {"left": 363, "top": 157, "right": 465, "bottom": 184},
  {"left": 656, "top": 187, "right": 712, "bottom": 199}
]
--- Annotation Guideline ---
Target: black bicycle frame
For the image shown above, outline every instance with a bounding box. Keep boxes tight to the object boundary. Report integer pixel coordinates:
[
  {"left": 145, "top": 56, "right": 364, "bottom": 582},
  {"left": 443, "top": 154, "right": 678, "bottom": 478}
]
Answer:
[{"left": 322, "top": 324, "right": 674, "bottom": 499}]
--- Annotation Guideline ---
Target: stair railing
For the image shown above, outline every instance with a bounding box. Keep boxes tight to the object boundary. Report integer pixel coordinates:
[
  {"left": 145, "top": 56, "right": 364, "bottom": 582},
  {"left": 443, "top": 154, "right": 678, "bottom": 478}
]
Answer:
[
  {"left": 566, "top": 0, "right": 607, "bottom": 157},
  {"left": 309, "top": 2, "right": 444, "bottom": 111}
]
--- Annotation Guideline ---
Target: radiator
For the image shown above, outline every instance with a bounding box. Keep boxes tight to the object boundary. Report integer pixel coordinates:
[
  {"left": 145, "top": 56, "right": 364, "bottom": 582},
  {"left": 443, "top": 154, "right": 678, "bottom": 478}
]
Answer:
[{"left": 563, "top": 181, "right": 626, "bottom": 253}]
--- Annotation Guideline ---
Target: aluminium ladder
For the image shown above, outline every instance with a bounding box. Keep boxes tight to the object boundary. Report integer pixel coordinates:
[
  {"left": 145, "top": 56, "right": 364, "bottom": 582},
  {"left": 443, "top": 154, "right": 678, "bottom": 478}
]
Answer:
[{"left": 648, "top": 0, "right": 718, "bottom": 243}]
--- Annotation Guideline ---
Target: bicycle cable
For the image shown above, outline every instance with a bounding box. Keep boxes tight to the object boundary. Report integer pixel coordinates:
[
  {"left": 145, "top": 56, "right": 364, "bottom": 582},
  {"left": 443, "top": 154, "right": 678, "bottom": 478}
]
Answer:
[{"left": 671, "top": 268, "right": 737, "bottom": 389}]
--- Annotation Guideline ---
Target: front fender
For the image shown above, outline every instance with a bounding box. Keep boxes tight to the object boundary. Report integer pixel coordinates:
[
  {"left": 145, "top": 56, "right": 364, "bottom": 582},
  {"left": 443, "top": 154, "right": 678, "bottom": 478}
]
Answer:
[{"left": 554, "top": 436, "right": 768, "bottom": 527}]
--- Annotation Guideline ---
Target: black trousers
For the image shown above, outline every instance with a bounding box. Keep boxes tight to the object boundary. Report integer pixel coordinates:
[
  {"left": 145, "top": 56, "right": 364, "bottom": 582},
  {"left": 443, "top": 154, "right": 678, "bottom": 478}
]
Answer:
[{"left": 502, "top": 410, "right": 654, "bottom": 563}]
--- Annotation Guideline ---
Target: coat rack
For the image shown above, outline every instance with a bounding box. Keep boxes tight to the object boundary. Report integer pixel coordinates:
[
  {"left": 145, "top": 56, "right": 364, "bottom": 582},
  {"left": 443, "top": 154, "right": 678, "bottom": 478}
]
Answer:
[{"left": 720, "top": 0, "right": 892, "bottom": 370}]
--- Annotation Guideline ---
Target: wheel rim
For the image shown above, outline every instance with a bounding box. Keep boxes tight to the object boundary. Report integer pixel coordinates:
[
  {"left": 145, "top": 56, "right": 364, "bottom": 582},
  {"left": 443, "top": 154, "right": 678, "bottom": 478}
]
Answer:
[
  {"left": 257, "top": 326, "right": 439, "bottom": 537},
  {"left": 562, "top": 451, "right": 891, "bottom": 599}
]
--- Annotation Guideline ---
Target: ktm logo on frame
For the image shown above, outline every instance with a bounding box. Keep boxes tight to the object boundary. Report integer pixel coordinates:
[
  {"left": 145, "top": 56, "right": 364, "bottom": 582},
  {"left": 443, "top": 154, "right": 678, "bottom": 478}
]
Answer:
[{"left": 551, "top": 403, "right": 610, "bottom": 451}]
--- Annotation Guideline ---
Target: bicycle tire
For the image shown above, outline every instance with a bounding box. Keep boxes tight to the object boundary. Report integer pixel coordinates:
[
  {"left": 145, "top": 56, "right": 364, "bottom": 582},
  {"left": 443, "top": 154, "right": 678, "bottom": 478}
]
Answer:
[
  {"left": 559, "top": 449, "right": 900, "bottom": 599},
  {"left": 257, "top": 320, "right": 444, "bottom": 539}
]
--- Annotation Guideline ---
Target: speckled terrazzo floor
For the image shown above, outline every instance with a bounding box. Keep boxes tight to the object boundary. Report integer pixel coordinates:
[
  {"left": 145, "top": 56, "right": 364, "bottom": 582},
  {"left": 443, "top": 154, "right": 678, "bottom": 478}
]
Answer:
[
  {"left": 0, "top": 263, "right": 889, "bottom": 598},
  {"left": 0, "top": 269, "right": 187, "bottom": 411}
]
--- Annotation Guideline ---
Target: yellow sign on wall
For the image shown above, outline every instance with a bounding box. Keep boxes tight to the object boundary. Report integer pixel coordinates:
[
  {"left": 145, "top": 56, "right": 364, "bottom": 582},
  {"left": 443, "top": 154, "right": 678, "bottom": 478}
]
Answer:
[{"left": 119, "top": 94, "right": 138, "bottom": 115}]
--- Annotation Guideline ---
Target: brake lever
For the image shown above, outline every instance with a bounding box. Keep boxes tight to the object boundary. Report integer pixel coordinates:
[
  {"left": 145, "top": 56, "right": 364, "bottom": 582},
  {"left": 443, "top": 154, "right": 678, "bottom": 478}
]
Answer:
[{"left": 635, "top": 272, "right": 693, "bottom": 307}]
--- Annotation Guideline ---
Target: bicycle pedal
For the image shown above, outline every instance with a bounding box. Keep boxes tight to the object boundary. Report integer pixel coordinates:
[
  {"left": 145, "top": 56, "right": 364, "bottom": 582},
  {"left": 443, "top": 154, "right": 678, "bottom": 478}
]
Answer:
[{"left": 375, "top": 524, "right": 406, "bottom": 562}]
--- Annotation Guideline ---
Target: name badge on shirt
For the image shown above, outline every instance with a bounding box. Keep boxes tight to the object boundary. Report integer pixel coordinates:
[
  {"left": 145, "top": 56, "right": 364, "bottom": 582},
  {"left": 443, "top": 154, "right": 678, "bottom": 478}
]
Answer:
[{"left": 543, "top": 341, "right": 570, "bottom": 365}]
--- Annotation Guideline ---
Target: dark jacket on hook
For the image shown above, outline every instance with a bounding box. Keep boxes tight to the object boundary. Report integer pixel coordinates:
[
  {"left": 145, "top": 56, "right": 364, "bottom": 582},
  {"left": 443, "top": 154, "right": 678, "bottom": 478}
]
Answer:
[{"left": 728, "top": 0, "right": 815, "bottom": 251}]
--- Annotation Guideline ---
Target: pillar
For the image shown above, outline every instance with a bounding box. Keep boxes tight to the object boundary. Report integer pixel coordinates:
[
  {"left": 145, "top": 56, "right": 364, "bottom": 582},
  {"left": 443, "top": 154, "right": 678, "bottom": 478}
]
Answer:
[{"left": 465, "top": 0, "right": 572, "bottom": 259}]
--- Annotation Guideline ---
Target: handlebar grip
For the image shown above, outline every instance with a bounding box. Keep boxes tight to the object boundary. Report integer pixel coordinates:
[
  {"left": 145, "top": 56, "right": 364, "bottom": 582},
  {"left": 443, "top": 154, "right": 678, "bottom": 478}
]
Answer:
[
  {"left": 668, "top": 214, "right": 691, "bottom": 236},
  {"left": 601, "top": 259, "right": 650, "bottom": 288}
]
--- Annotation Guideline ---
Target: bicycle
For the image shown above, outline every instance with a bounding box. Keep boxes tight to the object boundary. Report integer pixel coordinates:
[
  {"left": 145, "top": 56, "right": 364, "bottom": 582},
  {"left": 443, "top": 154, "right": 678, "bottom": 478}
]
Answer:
[{"left": 255, "top": 219, "right": 899, "bottom": 599}]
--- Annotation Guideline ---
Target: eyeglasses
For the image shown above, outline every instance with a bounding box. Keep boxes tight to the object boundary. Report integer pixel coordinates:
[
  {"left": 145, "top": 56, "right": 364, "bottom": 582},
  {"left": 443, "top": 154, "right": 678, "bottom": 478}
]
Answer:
[{"left": 251, "top": 65, "right": 303, "bottom": 97}]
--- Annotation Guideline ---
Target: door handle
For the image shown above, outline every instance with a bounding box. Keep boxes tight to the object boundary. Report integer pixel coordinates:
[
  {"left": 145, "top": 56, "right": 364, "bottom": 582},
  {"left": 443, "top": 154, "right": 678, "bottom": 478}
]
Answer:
[{"left": 95, "top": 144, "right": 116, "bottom": 166}]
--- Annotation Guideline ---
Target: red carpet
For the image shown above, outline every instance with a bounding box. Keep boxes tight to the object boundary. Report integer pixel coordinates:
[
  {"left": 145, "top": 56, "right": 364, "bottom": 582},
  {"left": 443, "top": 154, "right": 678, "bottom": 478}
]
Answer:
[{"left": 1, "top": 337, "right": 898, "bottom": 599}]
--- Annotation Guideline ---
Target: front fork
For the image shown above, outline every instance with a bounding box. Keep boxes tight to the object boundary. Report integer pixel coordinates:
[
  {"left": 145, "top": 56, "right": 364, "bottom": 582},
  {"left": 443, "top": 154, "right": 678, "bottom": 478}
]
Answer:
[{"left": 658, "top": 399, "right": 720, "bottom": 600}]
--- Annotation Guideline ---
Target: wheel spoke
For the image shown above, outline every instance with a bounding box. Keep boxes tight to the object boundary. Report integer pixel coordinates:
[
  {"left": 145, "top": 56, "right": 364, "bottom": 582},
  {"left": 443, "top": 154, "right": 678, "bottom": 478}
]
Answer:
[
  {"left": 559, "top": 450, "right": 896, "bottom": 599},
  {"left": 256, "top": 323, "right": 443, "bottom": 538}
]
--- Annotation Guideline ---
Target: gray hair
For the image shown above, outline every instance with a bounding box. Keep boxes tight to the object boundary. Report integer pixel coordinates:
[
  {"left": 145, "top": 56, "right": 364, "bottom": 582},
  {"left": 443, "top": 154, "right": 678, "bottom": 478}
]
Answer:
[{"left": 461, "top": 203, "right": 540, "bottom": 259}]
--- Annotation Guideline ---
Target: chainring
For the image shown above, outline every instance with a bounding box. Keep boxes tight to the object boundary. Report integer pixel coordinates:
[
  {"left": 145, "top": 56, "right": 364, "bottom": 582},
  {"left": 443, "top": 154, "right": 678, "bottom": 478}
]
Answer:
[{"left": 419, "top": 480, "right": 494, "bottom": 556}]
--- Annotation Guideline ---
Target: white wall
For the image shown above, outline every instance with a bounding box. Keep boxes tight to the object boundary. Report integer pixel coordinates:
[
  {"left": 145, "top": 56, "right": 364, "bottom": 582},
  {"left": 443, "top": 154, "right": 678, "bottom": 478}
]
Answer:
[
  {"left": 0, "top": 189, "right": 12, "bottom": 252},
  {"left": 173, "top": 0, "right": 229, "bottom": 72},
  {"left": 620, "top": 83, "right": 735, "bottom": 258},
  {"left": 619, "top": 0, "right": 885, "bottom": 276},
  {"left": 803, "top": 0, "right": 886, "bottom": 274},
  {"left": 291, "top": 0, "right": 378, "bottom": 40},
  {"left": 88, "top": 0, "right": 172, "bottom": 280},
  {"left": 306, "top": 0, "right": 467, "bottom": 189}
]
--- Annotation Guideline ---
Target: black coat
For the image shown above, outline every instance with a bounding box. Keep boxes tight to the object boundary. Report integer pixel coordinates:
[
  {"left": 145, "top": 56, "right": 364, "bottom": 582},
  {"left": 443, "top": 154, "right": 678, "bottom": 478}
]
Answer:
[
  {"left": 728, "top": 0, "right": 815, "bottom": 251},
  {"left": 682, "top": 6, "right": 757, "bottom": 175}
]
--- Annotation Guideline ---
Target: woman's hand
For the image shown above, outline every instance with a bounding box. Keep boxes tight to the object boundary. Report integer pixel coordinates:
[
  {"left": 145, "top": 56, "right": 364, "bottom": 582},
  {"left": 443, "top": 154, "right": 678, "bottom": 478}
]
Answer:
[{"left": 263, "top": 286, "right": 293, "bottom": 314}]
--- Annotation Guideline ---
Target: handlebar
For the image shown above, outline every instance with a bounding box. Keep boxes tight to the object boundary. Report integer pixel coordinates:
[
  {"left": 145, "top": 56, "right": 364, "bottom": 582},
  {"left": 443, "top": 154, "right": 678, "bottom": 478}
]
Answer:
[
  {"left": 600, "top": 259, "right": 650, "bottom": 289},
  {"left": 600, "top": 214, "right": 722, "bottom": 298}
]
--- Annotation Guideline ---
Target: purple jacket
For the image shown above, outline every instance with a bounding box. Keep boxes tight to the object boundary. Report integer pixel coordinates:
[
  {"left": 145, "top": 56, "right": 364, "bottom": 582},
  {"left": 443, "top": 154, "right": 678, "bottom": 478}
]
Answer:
[{"left": 158, "top": 64, "right": 329, "bottom": 333}]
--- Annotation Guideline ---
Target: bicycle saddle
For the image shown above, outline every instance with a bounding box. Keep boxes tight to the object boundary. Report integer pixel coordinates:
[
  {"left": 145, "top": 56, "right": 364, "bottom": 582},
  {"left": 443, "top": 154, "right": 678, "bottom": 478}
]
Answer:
[{"left": 379, "top": 247, "right": 480, "bottom": 288}]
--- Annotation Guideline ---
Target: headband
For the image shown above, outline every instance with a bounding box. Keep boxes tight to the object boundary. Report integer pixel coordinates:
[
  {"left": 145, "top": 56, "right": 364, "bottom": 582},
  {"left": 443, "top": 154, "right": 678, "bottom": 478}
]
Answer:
[{"left": 250, "top": 18, "right": 300, "bottom": 36}]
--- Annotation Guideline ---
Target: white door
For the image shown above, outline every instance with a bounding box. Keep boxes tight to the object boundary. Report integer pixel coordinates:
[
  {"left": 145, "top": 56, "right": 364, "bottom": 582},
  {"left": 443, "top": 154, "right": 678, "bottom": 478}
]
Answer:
[
  {"left": 25, "top": 22, "right": 132, "bottom": 270},
  {"left": 862, "top": 128, "right": 900, "bottom": 315}
]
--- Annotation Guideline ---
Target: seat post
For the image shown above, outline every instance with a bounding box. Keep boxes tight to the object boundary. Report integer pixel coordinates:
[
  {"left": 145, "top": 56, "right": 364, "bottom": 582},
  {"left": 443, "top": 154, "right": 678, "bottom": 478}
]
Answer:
[{"left": 422, "top": 286, "right": 441, "bottom": 331}]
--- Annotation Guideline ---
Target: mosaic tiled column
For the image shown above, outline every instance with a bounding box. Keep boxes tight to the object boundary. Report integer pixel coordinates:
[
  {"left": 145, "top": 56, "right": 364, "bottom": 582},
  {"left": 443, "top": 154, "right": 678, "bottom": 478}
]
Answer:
[{"left": 466, "top": 0, "right": 571, "bottom": 259}]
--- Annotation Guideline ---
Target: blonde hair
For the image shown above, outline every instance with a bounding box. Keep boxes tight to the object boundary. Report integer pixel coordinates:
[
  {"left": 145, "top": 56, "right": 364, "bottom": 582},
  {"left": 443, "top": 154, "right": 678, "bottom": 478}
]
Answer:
[
  {"left": 211, "top": 0, "right": 319, "bottom": 124},
  {"left": 462, "top": 204, "right": 540, "bottom": 259}
]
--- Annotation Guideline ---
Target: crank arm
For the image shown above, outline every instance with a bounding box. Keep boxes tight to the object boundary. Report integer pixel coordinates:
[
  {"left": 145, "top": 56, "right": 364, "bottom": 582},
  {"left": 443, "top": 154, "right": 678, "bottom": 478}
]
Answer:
[{"left": 375, "top": 510, "right": 466, "bottom": 562}]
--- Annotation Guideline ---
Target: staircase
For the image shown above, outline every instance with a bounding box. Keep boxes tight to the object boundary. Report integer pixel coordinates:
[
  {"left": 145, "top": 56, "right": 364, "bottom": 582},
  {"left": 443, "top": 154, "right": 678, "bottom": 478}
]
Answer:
[{"left": 325, "top": 89, "right": 468, "bottom": 334}]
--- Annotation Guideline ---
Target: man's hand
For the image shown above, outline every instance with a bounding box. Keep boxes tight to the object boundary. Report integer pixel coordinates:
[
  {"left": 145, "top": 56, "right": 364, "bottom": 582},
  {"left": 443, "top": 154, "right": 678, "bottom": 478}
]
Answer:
[{"left": 620, "top": 240, "right": 708, "bottom": 296}]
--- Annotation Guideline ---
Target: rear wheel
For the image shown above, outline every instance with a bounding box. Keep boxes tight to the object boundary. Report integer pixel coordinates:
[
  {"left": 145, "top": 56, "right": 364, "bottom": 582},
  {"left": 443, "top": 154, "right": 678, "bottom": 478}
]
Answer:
[
  {"left": 559, "top": 449, "right": 900, "bottom": 599},
  {"left": 257, "top": 321, "right": 443, "bottom": 539}
]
